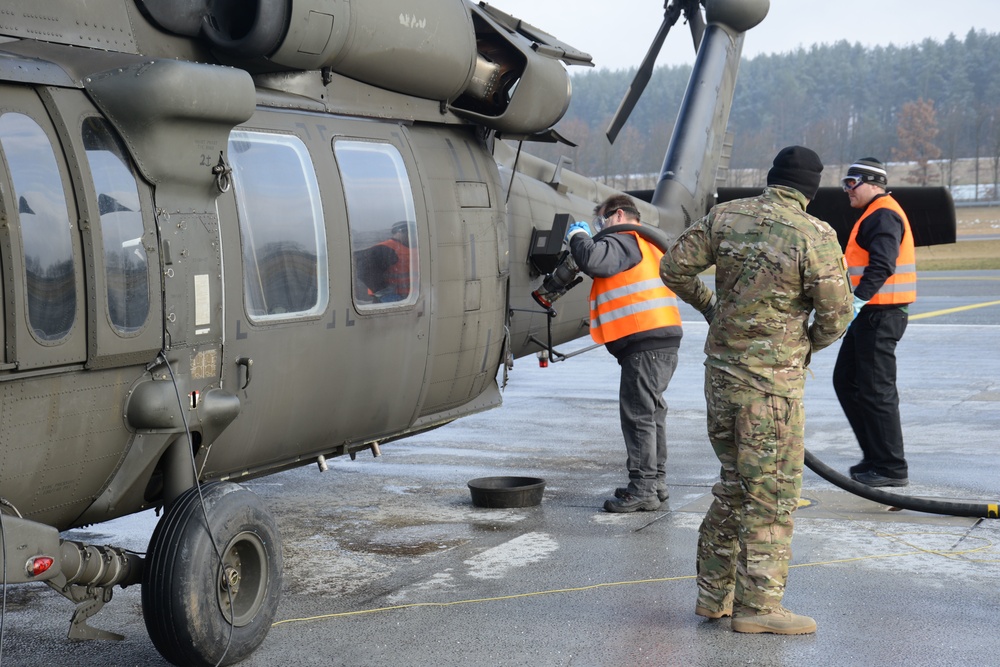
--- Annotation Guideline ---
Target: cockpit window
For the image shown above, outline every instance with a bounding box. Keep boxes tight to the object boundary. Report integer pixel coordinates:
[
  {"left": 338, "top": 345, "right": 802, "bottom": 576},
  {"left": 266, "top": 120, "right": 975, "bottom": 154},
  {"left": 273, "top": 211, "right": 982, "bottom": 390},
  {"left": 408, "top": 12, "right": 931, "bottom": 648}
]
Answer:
[
  {"left": 0, "top": 112, "right": 76, "bottom": 342},
  {"left": 334, "top": 140, "right": 418, "bottom": 309},
  {"left": 228, "top": 131, "right": 329, "bottom": 321},
  {"left": 82, "top": 117, "right": 150, "bottom": 334}
]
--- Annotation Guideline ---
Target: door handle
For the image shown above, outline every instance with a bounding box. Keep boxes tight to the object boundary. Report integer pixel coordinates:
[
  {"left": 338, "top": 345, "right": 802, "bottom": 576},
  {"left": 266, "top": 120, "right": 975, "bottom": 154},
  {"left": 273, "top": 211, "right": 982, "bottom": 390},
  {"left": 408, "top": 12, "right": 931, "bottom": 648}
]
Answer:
[{"left": 236, "top": 357, "right": 253, "bottom": 390}]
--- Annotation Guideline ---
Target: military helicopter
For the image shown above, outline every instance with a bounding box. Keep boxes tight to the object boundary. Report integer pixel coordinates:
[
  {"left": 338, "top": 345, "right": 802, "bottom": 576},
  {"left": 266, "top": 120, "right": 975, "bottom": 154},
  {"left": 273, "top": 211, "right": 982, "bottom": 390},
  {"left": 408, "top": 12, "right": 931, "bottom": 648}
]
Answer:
[{"left": 5, "top": 0, "right": 961, "bottom": 665}]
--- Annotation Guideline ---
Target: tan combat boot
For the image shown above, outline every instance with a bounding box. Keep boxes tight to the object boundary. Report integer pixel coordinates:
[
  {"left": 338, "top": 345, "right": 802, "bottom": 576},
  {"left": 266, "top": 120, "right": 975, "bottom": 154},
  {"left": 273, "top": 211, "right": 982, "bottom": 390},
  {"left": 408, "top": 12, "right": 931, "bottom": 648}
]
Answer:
[
  {"left": 695, "top": 592, "right": 733, "bottom": 619},
  {"left": 695, "top": 604, "right": 732, "bottom": 619},
  {"left": 731, "top": 606, "right": 817, "bottom": 635}
]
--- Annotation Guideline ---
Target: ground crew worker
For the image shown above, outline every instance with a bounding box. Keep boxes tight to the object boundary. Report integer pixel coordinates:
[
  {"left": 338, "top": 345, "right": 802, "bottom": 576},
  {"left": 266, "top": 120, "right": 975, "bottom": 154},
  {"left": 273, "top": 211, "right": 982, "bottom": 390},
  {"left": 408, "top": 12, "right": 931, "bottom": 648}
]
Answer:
[
  {"left": 566, "top": 194, "right": 683, "bottom": 513},
  {"left": 659, "top": 146, "right": 853, "bottom": 634},
  {"left": 833, "top": 157, "right": 915, "bottom": 487},
  {"left": 355, "top": 220, "right": 412, "bottom": 302}
]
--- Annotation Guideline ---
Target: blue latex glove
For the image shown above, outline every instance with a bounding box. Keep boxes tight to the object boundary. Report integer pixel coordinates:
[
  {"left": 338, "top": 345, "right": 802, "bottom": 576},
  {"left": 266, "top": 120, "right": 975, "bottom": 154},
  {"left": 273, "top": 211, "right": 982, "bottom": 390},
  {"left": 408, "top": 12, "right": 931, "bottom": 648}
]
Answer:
[
  {"left": 565, "top": 220, "right": 592, "bottom": 242},
  {"left": 852, "top": 295, "right": 869, "bottom": 319}
]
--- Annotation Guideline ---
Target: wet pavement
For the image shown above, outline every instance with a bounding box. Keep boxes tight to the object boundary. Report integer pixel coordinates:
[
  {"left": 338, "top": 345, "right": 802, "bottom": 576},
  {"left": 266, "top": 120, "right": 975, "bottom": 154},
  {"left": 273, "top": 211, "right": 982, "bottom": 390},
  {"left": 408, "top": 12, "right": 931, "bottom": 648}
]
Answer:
[{"left": 4, "top": 271, "right": 1000, "bottom": 667}]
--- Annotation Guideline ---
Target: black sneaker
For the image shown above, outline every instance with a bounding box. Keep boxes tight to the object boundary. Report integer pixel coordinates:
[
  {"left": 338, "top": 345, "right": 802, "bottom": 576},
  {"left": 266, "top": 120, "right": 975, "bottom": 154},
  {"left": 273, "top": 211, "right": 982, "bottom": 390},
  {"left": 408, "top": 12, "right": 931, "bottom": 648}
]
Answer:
[
  {"left": 848, "top": 460, "right": 872, "bottom": 476},
  {"left": 853, "top": 470, "right": 909, "bottom": 487},
  {"left": 616, "top": 486, "right": 669, "bottom": 501},
  {"left": 604, "top": 492, "right": 661, "bottom": 513}
]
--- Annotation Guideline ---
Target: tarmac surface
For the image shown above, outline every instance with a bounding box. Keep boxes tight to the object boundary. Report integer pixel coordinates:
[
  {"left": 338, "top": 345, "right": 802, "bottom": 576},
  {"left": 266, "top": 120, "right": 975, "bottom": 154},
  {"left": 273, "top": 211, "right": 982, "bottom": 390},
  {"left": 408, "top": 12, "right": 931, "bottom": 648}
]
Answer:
[{"left": 3, "top": 270, "right": 1000, "bottom": 667}]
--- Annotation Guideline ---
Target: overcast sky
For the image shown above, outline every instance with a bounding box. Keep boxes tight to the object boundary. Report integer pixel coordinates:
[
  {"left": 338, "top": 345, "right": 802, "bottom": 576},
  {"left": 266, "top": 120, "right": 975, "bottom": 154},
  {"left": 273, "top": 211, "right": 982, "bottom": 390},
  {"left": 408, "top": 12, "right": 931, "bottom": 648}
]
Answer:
[{"left": 493, "top": 0, "right": 1000, "bottom": 72}]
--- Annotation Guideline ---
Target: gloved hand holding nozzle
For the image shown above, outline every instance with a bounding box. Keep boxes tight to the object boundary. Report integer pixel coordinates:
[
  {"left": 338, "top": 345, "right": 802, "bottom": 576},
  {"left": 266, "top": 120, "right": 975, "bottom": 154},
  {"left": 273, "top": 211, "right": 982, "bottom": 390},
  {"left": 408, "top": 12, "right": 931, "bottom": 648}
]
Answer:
[{"left": 566, "top": 221, "right": 592, "bottom": 242}]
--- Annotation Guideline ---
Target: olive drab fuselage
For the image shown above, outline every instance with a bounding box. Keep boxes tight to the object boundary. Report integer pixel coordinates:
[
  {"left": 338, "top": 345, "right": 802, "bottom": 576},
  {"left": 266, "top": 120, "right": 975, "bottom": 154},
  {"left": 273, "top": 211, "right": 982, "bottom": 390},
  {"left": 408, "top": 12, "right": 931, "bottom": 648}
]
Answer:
[{"left": 0, "top": 0, "right": 774, "bottom": 663}]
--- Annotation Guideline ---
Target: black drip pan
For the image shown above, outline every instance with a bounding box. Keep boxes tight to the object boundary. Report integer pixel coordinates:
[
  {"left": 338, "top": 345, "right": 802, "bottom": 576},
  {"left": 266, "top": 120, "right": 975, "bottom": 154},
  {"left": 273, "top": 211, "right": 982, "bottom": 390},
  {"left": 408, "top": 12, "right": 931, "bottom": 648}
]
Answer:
[{"left": 467, "top": 476, "right": 545, "bottom": 508}]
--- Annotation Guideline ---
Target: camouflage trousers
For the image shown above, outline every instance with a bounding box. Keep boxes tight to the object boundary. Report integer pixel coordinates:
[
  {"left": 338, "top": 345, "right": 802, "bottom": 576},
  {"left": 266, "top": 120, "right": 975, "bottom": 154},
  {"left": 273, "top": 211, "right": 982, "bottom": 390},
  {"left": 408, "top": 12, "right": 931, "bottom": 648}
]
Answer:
[{"left": 696, "top": 366, "right": 805, "bottom": 615}]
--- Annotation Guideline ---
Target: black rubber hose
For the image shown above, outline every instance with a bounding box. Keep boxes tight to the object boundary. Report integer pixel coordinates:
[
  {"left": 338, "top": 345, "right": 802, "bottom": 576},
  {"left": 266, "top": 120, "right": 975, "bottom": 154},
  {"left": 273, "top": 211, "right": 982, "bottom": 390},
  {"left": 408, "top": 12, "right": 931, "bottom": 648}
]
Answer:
[
  {"left": 804, "top": 451, "right": 999, "bottom": 519},
  {"left": 610, "top": 222, "right": 1000, "bottom": 519},
  {"left": 593, "top": 222, "right": 672, "bottom": 248}
]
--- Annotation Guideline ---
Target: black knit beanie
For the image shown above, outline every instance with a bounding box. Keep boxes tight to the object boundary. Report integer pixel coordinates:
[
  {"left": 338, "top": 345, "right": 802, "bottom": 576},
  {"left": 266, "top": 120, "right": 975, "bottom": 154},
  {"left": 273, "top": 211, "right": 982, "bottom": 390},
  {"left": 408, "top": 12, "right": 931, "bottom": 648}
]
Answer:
[
  {"left": 766, "top": 145, "right": 824, "bottom": 200},
  {"left": 845, "top": 157, "right": 888, "bottom": 187}
]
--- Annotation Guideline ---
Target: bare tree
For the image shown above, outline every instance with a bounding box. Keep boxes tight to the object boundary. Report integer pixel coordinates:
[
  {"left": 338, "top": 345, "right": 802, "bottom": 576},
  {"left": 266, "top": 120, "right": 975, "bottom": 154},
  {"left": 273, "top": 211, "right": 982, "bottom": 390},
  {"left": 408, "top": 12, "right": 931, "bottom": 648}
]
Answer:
[
  {"left": 939, "top": 103, "right": 966, "bottom": 187},
  {"left": 892, "top": 98, "right": 942, "bottom": 186},
  {"left": 615, "top": 125, "right": 645, "bottom": 191}
]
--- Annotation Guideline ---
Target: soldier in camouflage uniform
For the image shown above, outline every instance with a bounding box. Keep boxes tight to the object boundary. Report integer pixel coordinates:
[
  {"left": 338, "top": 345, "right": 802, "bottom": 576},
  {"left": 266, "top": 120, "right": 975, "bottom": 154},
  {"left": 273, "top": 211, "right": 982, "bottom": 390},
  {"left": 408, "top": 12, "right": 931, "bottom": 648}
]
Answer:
[{"left": 659, "top": 146, "right": 853, "bottom": 634}]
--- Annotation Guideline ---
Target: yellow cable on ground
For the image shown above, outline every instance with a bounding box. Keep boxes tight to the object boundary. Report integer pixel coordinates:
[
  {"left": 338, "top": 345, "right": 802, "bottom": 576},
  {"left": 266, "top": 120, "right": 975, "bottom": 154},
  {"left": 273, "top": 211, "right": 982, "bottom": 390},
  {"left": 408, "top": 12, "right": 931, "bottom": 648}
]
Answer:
[
  {"left": 272, "top": 530, "right": 997, "bottom": 627},
  {"left": 272, "top": 575, "right": 695, "bottom": 626}
]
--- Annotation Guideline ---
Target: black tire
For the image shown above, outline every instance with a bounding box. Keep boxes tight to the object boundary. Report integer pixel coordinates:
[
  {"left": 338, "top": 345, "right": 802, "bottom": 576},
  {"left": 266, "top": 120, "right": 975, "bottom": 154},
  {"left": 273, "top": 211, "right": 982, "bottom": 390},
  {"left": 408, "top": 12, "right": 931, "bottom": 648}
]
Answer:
[{"left": 142, "top": 482, "right": 283, "bottom": 667}]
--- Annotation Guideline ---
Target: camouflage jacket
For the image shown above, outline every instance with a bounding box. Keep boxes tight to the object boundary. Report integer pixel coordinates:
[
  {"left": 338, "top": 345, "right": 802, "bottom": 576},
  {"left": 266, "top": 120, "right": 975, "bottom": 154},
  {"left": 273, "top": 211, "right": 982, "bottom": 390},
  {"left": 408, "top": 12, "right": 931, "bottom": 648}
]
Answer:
[{"left": 659, "top": 186, "right": 853, "bottom": 397}]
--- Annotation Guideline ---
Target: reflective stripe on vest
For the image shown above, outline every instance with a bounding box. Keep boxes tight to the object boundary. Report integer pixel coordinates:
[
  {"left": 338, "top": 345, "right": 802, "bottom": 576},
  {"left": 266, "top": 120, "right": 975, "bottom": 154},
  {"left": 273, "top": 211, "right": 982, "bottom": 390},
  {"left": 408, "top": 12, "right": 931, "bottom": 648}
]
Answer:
[
  {"left": 844, "top": 195, "right": 916, "bottom": 305},
  {"left": 588, "top": 232, "right": 682, "bottom": 344}
]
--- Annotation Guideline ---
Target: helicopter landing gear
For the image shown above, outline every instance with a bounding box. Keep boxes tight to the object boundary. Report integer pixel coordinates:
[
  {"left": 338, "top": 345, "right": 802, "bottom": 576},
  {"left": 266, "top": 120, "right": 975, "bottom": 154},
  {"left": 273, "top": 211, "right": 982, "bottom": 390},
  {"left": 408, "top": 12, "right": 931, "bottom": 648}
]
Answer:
[{"left": 142, "top": 481, "right": 283, "bottom": 667}]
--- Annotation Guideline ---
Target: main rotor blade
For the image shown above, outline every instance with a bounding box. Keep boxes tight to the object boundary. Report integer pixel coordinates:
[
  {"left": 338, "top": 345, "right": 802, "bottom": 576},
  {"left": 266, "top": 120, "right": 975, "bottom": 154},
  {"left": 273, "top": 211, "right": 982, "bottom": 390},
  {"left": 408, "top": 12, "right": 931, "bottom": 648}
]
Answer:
[
  {"left": 605, "top": 14, "right": 674, "bottom": 144},
  {"left": 685, "top": 1, "right": 706, "bottom": 52}
]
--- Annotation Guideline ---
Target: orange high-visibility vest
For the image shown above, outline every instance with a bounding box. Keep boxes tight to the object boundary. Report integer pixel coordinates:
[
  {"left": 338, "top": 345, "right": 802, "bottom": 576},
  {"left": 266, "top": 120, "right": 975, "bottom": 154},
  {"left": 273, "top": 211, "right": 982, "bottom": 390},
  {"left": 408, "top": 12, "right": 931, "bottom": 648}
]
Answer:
[
  {"left": 589, "top": 232, "right": 681, "bottom": 344},
  {"left": 376, "top": 238, "right": 411, "bottom": 295},
  {"left": 845, "top": 195, "right": 916, "bottom": 305}
]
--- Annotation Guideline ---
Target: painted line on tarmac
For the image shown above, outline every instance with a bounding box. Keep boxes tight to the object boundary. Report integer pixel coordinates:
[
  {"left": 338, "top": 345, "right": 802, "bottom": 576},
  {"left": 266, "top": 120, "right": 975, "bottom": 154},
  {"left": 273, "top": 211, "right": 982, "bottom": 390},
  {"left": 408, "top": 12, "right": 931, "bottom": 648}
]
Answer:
[
  {"left": 919, "top": 276, "right": 1000, "bottom": 281},
  {"left": 910, "top": 299, "right": 1000, "bottom": 320}
]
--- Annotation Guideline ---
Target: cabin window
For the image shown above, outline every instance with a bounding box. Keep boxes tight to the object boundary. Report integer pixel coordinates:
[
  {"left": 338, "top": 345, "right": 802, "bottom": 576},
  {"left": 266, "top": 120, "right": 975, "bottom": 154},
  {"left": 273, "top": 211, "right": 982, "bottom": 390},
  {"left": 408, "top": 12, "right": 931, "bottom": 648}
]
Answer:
[
  {"left": 0, "top": 112, "right": 76, "bottom": 342},
  {"left": 334, "top": 140, "right": 418, "bottom": 309},
  {"left": 82, "top": 118, "right": 150, "bottom": 334},
  {"left": 228, "top": 131, "right": 329, "bottom": 321}
]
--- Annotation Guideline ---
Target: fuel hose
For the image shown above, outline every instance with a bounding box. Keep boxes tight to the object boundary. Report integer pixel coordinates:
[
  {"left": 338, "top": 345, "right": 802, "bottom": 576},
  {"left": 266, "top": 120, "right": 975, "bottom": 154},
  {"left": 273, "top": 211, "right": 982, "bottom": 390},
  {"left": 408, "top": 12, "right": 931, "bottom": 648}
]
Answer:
[
  {"left": 804, "top": 451, "right": 999, "bottom": 519},
  {"left": 614, "top": 222, "right": 1000, "bottom": 519}
]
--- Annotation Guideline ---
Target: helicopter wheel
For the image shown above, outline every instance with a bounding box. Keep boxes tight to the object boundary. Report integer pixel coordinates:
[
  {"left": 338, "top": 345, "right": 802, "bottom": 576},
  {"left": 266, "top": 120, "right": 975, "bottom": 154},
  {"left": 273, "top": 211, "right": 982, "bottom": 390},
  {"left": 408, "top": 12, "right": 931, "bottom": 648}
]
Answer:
[{"left": 142, "top": 481, "right": 283, "bottom": 667}]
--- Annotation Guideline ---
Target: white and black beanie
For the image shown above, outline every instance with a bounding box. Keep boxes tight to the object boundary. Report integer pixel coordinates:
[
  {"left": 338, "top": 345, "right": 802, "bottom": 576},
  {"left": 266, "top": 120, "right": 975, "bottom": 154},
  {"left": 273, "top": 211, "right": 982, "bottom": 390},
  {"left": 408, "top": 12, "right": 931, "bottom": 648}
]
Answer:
[{"left": 845, "top": 157, "right": 888, "bottom": 187}]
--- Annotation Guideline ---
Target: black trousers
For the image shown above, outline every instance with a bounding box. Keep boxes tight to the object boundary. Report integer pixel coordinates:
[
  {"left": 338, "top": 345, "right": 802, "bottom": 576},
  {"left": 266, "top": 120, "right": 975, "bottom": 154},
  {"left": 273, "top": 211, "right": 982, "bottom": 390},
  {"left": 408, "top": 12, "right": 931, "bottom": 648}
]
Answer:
[{"left": 832, "top": 306, "right": 909, "bottom": 479}]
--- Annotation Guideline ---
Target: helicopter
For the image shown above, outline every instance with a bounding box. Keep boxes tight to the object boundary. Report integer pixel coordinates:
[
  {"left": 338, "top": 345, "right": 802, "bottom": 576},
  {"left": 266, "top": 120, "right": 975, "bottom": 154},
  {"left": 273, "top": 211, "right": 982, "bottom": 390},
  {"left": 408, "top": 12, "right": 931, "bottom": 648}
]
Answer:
[{"left": 0, "top": 0, "right": 958, "bottom": 665}]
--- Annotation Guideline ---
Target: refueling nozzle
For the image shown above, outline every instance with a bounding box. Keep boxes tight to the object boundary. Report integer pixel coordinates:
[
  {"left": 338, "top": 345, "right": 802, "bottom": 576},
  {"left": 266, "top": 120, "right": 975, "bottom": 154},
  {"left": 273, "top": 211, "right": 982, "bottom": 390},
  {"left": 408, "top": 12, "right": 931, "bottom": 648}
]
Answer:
[{"left": 530, "top": 251, "right": 583, "bottom": 310}]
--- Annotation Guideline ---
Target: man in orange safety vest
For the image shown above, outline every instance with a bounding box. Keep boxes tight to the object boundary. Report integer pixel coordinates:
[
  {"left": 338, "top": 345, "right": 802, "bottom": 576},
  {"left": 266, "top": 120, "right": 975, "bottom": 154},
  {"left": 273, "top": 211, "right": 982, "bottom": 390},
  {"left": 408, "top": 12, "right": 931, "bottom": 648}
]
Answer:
[
  {"left": 566, "top": 194, "right": 686, "bottom": 512},
  {"left": 833, "top": 157, "right": 915, "bottom": 487}
]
